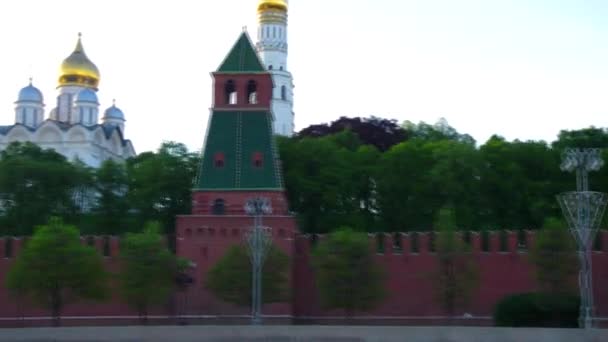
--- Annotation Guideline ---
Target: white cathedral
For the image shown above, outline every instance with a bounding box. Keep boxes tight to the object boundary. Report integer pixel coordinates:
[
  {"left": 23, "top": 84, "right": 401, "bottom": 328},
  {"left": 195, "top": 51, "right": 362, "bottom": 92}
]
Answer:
[{"left": 0, "top": 34, "right": 136, "bottom": 168}]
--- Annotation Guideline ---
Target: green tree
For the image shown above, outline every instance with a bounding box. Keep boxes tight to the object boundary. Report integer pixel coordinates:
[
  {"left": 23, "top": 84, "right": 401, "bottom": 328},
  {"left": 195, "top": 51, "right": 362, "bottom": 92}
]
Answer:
[
  {"left": 6, "top": 217, "right": 107, "bottom": 326},
  {"left": 278, "top": 132, "right": 378, "bottom": 233},
  {"left": 119, "top": 222, "right": 176, "bottom": 324},
  {"left": 127, "top": 142, "right": 200, "bottom": 236},
  {"left": 530, "top": 218, "right": 578, "bottom": 294},
  {"left": 92, "top": 159, "right": 130, "bottom": 234},
  {"left": 0, "top": 142, "right": 90, "bottom": 235},
  {"left": 312, "top": 227, "right": 385, "bottom": 317},
  {"left": 205, "top": 244, "right": 290, "bottom": 306},
  {"left": 432, "top": 208, "right": 479, "bottom": 318}
]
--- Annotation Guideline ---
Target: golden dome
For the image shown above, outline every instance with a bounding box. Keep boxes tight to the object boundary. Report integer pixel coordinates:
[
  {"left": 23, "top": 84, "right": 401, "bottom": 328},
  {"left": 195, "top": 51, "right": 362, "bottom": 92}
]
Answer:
[
  {"left": 257, "top": 0, "right": 287, "bottom": 12},
  {"left": 58, "top": 33, "right": 100, "bottom": 89}
]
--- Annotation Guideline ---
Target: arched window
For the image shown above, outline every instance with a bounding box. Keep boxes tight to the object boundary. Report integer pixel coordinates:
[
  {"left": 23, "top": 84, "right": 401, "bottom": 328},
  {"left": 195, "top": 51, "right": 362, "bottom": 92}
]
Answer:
[
  {"left": 212, "top": 199, "right": 226, "bottom": 215},
  {"left": 281, "top": 85, "right": 287, "bottom": 101},
  {"left": 268, "top": 65, "right": 273, "bottom": 70},
  {"left": 247, "top": 80, "right": 258, "bottom": 104},
  {"left": 214, "top": 152, "right": 225, "bottom": 168},
  {"left": 252, "top": 152, "right": 264, "bottom": 168},
  {"left": 225, "top": 80, "right": 237, "bottom": 105}
]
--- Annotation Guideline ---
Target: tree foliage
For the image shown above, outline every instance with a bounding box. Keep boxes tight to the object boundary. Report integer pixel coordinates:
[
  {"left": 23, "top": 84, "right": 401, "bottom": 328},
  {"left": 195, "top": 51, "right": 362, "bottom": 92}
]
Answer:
[
  {"left": 205, "top": 244, "right": 290, "bottom": 307},
  {"left": 298, "top": 116, "right": 407, "bottom": 152},
  {"left": 0, "top": 142, "right": 90, "bottom": 235},
  {"left": 118, "top": 222, "right": 176, "bottom": 323},
  {"left": 278, "top": 132, "right": 380, "bottom": 234},
  {"left": 432, "top": 208, "right": 479, "bottom": 316},
  {"left": 279, "top": 118, "right": 608, "bottom": 232},
  {"left": 127, "top": 142, "right": 200, "bottom": 236},
  {"left": 530, "top": 218, "right": 578, "bottom": 294},
  {"left": 6, "top": 217, "right": 107, "bottom": 326},
  {"left": 93, "top": 159, "right": 130, "bottom": 234},
  {"left": 312, "top": 227, "right": 385, "bottom": 316}
]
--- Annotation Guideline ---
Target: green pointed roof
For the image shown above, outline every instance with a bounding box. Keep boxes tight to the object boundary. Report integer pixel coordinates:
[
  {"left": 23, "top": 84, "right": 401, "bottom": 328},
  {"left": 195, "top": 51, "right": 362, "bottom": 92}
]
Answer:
[
  {"left": 195, "top": 110, "right": 284, "bottom": 191},
  {"left": 217, "top": 32, "right": 266, "bottom": 73}
]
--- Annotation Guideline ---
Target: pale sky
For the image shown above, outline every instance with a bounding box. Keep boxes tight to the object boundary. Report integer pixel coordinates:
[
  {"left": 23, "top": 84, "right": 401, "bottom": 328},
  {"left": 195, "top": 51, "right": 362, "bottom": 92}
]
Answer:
[{"left": 0, "top": 0, "right": 606, "bottom": 153}]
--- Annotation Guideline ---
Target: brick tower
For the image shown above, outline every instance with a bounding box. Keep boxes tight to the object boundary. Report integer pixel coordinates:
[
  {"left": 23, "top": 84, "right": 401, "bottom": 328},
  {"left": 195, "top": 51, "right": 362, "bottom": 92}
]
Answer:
[{"left": 175, "top": 31, "right": 297, "bottom": 316}]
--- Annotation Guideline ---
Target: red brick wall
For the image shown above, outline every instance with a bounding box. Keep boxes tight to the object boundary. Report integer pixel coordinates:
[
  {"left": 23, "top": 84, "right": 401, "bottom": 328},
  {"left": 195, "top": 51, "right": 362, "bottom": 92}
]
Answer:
[
  {"left": 293, "top": 231, "right": 608, "bottom": 321},
  {"left": 0, "top": 229, "right": 606, "bottom": 326}
]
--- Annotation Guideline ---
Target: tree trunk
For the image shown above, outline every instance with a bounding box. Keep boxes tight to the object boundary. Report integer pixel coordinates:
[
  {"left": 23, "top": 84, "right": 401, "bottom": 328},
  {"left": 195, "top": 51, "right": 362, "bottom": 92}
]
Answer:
[{"left": 51, "top": 291, "right": 62, "bottom": 327}]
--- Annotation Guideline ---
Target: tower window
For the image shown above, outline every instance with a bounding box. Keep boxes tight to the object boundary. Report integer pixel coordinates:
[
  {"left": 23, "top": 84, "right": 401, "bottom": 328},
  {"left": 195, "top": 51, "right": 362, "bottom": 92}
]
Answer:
[
  {"left": 225, "top": 80, "right": 237, "bottom": 105},
  {"left": 252, "top": 152, "right": 264, "bottom": 168},
  {"left": 281, "top": 86, "right": 287, "bottom": 101},
  {"left": 268, "top": 65, "right": 273, "bottom": 70},
  {"left": 214, "top": 152, "right": 225, "bottom": 168},
  {"left": 212, "top": 199, "right": 226, "bottom": 215},
  {"left": 247, "top": 80, "right": 258, "bottom": 104}
]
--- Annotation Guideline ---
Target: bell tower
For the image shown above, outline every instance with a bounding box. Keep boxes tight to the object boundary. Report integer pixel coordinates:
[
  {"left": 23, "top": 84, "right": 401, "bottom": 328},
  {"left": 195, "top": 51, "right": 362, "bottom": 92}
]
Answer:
[{"left": 256, "top": 0, "right": 294, "bottom": 136}]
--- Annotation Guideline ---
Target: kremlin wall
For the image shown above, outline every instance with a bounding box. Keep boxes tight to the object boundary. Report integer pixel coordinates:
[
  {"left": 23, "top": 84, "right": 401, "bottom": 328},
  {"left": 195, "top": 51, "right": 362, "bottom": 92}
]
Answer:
[{"left": 0, "top": 231, "right": 607, "bottom": 326}]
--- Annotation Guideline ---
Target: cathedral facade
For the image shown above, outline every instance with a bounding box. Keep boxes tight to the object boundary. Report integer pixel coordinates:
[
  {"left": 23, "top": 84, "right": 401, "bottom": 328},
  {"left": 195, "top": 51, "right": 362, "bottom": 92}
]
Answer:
[{"left": 0, "top": 34, "right": 135, "bottom": 168}]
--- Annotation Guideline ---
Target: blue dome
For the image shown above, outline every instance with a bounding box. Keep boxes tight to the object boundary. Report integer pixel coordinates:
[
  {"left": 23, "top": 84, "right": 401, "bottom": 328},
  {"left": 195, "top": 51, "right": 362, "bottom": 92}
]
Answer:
[
  {"left": 75, "top": 89, "right": 98, "bottom": 104},
  {"left": 103, "top": 104, "right": 125, "bottom": 121},
  {"left": 16, "top": 83, "right": 43, "bottom": 103}
]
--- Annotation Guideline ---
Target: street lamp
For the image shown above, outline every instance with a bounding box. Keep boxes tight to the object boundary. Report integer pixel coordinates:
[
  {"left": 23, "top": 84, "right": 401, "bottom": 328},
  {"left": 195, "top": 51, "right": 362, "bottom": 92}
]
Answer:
[
  {"left": 244, "top": 197, "right": 273, "bottom": 325},
  {"left": 557, "top": 148, "right": 608, "bottom": 329}
]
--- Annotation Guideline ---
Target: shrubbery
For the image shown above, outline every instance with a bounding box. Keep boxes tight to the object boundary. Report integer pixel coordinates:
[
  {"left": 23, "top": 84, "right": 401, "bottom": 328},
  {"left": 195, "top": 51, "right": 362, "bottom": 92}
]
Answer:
[{"left": 493, "top": 292, "right": 579, "bottom": 327}]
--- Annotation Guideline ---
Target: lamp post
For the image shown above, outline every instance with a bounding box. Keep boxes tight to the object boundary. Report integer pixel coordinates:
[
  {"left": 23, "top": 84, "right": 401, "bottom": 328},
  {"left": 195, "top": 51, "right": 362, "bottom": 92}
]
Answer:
[
  {"left": 244, "top": 197, "right": 273, "bottom": 325},
  {"left": 557, "top": 148, "right": 608, "bottom": 329}
]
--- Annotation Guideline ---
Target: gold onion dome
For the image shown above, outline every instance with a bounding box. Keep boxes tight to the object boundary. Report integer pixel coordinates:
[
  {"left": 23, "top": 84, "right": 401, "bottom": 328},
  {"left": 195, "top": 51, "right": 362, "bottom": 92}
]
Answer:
[
  {"left": 58, "top": 33, "right": 100, "bottom": 89},
  {"left": 257, "top": 0, "right": 287, "bottom": 12}
]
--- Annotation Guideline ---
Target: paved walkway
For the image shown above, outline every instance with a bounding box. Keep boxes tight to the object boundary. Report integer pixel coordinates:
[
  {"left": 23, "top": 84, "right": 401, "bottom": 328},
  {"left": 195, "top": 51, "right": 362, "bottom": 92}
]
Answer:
[{"left": 0, "top": 325, "right": 605, "bottom": 342}]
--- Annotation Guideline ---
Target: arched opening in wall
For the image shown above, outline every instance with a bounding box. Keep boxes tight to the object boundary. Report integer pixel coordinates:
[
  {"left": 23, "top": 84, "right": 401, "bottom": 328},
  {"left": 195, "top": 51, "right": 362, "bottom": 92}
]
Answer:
[
  {"left": 212, "top": 199, "right": 226, "bottom": 215},
  {"left": 86, "top": 236, "right": 95, "bottom": 248},
  {"left": 4, "top": 239, "right": 13, "bottom": 258},
  {"left": 268, "top": 65, "right": 273, "bottom": 70},
  {"left": 281, "top": 85, "right": 287, "bottom": 101},
  {"left": 411, "top": 232, "right": 419, "bottom": 253},
  {"left": 279, "top": 66, "right": 284, "bottom": 71},
  {"left": 252, "top": 152, "right": 263, "bottom": 168},
  {"left": 392, "top": 233, "right": 403, "bottom": 254},
  {"left": 481, "top": 231, "right": 490, "bottom": 252},
  {"left": 428, "top": 231, "right": 436, "bottom": 253},
  {"left": 103, "top": 236, "right": 111, "bottom": 257},
  {"left": 593, "top": 233, "right": 603, "bottom": 251},
  {"left": 499, "top": 230, "right": 508, "bottom": 252},
  {"left": 376, "top": 234, "right": 385, "bottom": 254},
  {"left": 214, "top": 152, "right": 225, "bottom": 168},
  {"left": 247, "top": 80, "right": 258, "bottom": 104},
  {"left": 517, "top": 229, "right": 527, "bottom": 251},
  {"left": 225, "top": 80, "right": 237, "bottom": 105},
  {"left": 463, "top": 231, "right": 472, "bottom": 246}
]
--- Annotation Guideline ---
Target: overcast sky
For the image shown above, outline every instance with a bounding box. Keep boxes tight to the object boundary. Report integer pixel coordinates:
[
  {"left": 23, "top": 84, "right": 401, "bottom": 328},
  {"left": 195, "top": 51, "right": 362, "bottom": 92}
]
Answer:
[{"left": 0, "top": 0, "right": 606, "bottom": 153}]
